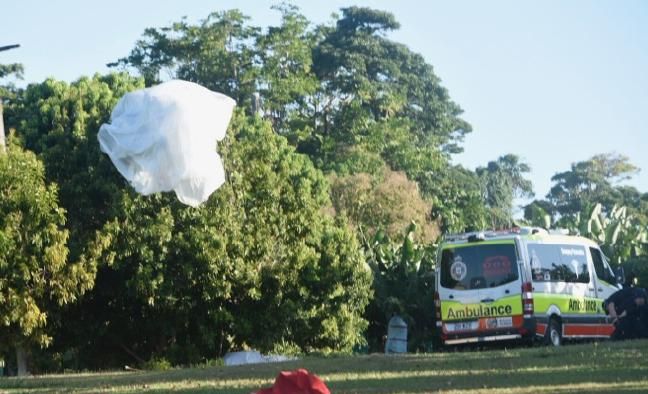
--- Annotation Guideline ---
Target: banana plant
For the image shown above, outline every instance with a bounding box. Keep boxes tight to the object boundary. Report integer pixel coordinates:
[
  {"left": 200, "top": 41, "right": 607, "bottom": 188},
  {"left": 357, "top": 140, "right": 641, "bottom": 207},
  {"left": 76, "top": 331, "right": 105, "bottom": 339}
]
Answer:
[
  {"left": 580, "top": 203, "right": 648, "bottom": 265},
  {"left": 363, "top": 222, "right": 437, "bottom": 352}
]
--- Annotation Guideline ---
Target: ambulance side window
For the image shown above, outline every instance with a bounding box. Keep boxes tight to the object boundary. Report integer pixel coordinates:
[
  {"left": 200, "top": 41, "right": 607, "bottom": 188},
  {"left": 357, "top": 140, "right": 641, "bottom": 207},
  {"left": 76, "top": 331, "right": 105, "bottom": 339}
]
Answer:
[
  {"left": 590, "top": 247, "right": 616, "bottom": 285},
  {"left": 528, "top": 244, "right": 561, "bottom": 282},
  {"left": 528, "top": 244, "right": 590, "bottom": 283}
]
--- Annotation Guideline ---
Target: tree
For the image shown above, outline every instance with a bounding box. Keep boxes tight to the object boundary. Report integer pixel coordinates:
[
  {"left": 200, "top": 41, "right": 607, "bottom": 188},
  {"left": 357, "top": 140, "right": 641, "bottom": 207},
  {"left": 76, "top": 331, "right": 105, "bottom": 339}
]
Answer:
[
  {"left": 110, "top": 10, "right": 260, "bottom": 106},
  {"left": 0, "top": 62, "right": 23, "bottom": 98},
  {"left": 523, "top": 200, "right": 554, "bottom": 229},
  {"left": 546, "top": 153, "right": 639, "bottom": 217},
  {"left": 526, "top": 153, "right": 646, "bottom": 233},
  {"left": 329, "top": 168, "right": 439, "bottom": 244},
  {"left": 1, "top": 60, "right": 24, "bottom": 153},
  {"left": 28, "top": 108, "right": 372, "bottom": 368},
  {"left": 6, "top": 74, "right": 145, "bottom": 262},
  {"left": 3, "top": 74, "right": 145, "bottom": 370},
  {"left": 476, "top": 154, "right": 534, "bottom": 228},
  {"left": 255, "top": 4, "right": 319, "bottom": 133},
  {"left": 420, "top": 164, "right": 488, "bottom": 233},
  {"left": 0, "top": 63, "right": 23, "bottom": 81},
  {"left": 0, "top": 140, "right": 94, "bottom": 375},
  {"left": 308, "top": 7, "right": 471, "bottom": 170},
  {"left": 307, "top": 7, "right": 475, "bottom": 231}
]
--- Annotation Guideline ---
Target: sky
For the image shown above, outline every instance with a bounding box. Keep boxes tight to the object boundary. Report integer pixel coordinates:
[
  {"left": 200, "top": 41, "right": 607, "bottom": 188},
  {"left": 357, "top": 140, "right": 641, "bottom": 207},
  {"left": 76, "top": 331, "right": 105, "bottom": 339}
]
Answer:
[{"left": 1, "top": 0, "right": 647, "bottom": 204}]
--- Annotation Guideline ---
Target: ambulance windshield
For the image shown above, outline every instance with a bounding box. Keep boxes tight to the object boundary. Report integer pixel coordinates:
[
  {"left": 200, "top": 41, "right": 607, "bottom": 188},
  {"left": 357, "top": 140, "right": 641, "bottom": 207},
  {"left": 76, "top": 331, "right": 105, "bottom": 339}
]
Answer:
[{"left": 440, "top": 243, "right": 519, "bottom": 290}]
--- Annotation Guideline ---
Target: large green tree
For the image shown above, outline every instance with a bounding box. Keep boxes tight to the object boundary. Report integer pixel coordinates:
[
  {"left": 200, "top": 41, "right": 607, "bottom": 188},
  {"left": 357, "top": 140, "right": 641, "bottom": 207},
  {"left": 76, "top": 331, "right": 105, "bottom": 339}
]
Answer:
[
  {"left": 308, "top": 7, "right": 470, "bottom": 170},
  {"left": 546, "top": 153, "right": 640, "bottom": 218},
  {"left": 421, "top": 165, "right": 488, "bottom": 233},
  {"left": 6, "top": 74, "right": 145, "bottom": 261},
  {"left": 7, "top": 74, "right": 372, "bottom": 367},
  {"left": 255, "top": 4, "right": 319, "bottom": 133},
  {"left": 476, "top": 154, "right": 534, "bottom": 228},
  {"left": 308, "top": 7, "right": 479, "bottom": 233},
  {"left": 3, "top": 74, "right": 143, "bottom": 372},
  {"left": 525, "top": 153, "right": 646, "bottom": 229},
  {"left": 0, "top": 63, "right": 23, "bottom": 81},
  {"left": 0, "top": 140, "right": 95, "bottom": 375},
  {"left": 64, "top": 114, "right": 371, "bottom": 367}
]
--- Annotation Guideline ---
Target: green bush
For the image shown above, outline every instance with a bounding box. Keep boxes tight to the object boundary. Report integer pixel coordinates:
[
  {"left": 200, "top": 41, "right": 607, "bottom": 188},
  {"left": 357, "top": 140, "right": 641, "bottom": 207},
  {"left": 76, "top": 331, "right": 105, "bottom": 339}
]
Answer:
[{"left": 143, "top": 357, "right": 172, "bottom": 371}]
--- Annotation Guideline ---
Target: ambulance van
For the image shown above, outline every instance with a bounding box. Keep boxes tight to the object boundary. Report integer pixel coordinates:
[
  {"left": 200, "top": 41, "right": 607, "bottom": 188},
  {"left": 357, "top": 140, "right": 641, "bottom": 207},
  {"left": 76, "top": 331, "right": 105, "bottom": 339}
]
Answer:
[{"left": 434, "top": 227, "right": 622, "bottom": 346}]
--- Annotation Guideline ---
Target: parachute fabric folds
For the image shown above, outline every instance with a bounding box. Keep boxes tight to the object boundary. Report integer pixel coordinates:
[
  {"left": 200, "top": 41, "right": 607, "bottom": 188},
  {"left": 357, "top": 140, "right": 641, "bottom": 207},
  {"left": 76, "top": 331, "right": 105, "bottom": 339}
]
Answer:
[{"left": 98, "top": 80, "right": 236, "bottom": 207}]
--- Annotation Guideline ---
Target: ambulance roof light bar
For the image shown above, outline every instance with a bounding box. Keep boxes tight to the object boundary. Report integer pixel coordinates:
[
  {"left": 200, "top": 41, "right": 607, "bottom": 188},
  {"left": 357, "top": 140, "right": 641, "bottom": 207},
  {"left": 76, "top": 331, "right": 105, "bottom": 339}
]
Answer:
[{"left": 443, "top": 226, "right": 549, "bottom": 243}]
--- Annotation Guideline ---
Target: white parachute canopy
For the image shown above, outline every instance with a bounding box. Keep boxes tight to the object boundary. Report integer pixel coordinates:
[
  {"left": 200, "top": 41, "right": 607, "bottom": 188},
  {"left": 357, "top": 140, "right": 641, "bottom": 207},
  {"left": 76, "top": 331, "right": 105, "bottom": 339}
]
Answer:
[{"left": 98, "top": 80, "right": 236, "bottom": 207}]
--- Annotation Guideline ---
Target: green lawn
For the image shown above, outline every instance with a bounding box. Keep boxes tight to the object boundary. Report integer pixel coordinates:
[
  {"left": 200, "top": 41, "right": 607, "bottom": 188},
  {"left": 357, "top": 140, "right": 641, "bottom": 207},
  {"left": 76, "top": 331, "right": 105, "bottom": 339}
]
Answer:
[{"left": 2, "top": 340, "right": 648, "bottom": 393}]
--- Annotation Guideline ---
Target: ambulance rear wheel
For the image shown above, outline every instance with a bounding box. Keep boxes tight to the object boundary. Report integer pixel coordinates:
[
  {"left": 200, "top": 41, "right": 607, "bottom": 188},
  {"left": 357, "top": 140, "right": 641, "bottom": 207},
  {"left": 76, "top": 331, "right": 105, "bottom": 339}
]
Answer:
[{"left": 545, "top": 318, "right": 562, "bottom": 347}]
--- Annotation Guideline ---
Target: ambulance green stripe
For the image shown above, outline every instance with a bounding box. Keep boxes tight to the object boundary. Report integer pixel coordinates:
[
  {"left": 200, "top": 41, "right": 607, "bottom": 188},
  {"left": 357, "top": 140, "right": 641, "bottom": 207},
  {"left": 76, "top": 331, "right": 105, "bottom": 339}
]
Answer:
[{"left": 533, "top": 293, "right": 605, "bottom": 315}]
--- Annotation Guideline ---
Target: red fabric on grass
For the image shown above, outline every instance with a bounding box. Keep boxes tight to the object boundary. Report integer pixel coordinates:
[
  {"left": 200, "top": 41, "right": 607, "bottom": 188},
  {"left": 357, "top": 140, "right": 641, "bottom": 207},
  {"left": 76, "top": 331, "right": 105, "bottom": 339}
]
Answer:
[{"left": 255, "top": 368, "right": 330, "bottom": 394}]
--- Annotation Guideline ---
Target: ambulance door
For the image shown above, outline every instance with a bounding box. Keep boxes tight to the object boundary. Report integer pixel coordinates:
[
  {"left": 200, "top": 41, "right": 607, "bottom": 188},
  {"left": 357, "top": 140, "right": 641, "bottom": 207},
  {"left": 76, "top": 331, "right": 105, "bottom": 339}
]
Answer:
[
  {"left": 438, "top": 241, "right": 522, "bottom": 335},
  {"left": 528, "top": 243, "right": 598, "bottom": 337},
  {"left": 559, "top": 244, "right": 599, "bottom": 337},
  {"left": 589, "top": 246, "right": 621, "bottom": 336},
  {"left": 477, "top": 243, "right": 522, "bottom": 332},
  {"left": 438, "top": 244, "right": 482, "bottom": 334},
  {"left": 589, "top": 246, "right": 621, "bottom": 301}
]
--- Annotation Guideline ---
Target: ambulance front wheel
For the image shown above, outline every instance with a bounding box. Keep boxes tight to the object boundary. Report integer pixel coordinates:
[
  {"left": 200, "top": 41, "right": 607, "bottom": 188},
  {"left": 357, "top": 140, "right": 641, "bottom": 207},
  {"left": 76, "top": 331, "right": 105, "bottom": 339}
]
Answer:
[{"left": 545, "top": 318, "right": 562, "bottom": 347}]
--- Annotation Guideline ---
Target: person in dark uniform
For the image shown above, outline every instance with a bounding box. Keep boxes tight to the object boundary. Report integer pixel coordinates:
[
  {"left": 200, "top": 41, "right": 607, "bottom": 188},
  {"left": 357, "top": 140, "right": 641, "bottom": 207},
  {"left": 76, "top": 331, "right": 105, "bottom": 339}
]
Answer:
[
  {"left": 623, "top": 271, "right": 638, "bottom": 288},
  {"left": 605, "top": 287, "right": 648, "bottom": 340}
]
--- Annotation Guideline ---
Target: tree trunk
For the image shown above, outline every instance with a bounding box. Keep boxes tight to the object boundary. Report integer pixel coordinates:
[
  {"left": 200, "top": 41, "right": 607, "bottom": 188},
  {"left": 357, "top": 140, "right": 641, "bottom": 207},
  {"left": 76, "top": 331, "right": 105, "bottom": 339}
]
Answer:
[{"left": 16, "top": 345, "right": 28, "bottom": 376}]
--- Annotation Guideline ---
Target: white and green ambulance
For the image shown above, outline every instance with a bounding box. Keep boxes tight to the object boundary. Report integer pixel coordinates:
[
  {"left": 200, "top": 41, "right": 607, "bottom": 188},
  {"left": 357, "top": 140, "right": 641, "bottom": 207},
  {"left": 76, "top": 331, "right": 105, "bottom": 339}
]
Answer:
[{"left": 435, "top": 227, "right": 622, "bottom": 346}]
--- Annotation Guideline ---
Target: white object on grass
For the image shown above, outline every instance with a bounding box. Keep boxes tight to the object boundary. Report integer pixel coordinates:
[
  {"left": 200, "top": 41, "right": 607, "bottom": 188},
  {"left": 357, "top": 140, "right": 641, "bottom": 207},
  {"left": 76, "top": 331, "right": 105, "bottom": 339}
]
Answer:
[{"left": 223, "top": 351, "right": 297, "bottom": 366}]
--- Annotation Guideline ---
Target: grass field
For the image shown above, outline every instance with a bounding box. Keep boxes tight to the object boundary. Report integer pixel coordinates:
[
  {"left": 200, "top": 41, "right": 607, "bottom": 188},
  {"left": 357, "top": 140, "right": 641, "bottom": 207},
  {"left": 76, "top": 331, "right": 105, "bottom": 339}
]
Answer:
[{"left": 1, "top": 340, "right": 648, "bottom": 393}]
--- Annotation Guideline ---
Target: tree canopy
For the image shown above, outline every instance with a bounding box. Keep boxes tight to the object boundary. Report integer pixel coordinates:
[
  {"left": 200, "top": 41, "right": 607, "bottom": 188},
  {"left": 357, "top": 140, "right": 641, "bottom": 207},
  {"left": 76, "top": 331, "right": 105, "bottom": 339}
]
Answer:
[
  {"left": 0, "top": 139, "right": 96, "bottom": 374},
  {"left": 110, "top": 6, "right": 481, "bottom": 233},
  {"left": 477, "top": 154, "right": 534, "bottom": 228},
  {"left": 546, "top": 153, "right": 640, "bottom": 218}
]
